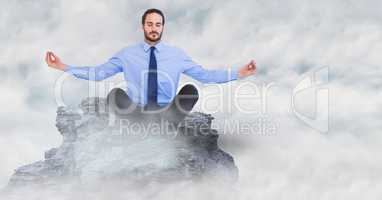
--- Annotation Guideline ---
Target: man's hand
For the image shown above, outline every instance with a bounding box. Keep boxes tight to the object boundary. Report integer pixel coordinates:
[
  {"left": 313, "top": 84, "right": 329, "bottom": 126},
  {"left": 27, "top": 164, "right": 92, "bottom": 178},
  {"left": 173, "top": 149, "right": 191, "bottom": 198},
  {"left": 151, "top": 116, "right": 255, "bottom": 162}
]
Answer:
[
  {"left": 238, "top": 60, "right": 256, "bottom": 79},
  {"left": 45, "top": 51, "right": 67, "bottom": 71}
]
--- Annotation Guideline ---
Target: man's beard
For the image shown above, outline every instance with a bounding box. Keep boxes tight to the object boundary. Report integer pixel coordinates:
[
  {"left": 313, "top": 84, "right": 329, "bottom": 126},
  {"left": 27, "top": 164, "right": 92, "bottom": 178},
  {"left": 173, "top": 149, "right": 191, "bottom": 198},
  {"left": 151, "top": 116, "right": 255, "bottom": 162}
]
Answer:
[{"left": 144, "top": 31, "right": 162, "bottom": 43}]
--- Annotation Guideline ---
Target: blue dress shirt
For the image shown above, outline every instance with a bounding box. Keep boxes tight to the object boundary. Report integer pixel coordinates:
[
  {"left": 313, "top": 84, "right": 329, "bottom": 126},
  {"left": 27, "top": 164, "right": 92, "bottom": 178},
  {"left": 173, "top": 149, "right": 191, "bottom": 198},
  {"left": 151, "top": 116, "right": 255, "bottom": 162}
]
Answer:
[{"left": 64, "top": 41, "right": 239, "bottom": 107}]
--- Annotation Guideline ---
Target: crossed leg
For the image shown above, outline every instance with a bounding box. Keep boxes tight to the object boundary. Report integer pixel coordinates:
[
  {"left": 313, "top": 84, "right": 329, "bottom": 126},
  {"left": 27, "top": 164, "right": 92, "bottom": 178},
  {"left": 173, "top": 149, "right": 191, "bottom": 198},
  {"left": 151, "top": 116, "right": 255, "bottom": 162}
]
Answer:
[
  {"left": 159, "top": 84, "right": 199, "bottom": 125},
  {"left": 106, "top": 84, "right": 199, "bottom": 126},
  {"left": 106, "top": 87, "right": 140, "bottom": 118}
]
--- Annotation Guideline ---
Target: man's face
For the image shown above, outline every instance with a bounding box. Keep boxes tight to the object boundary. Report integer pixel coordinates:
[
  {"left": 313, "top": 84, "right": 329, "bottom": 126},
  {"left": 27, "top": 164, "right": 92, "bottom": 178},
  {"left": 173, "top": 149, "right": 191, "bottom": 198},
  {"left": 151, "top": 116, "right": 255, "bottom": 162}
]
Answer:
[{"left": 142, "top": 13, "right": 164, "bottom": 43}]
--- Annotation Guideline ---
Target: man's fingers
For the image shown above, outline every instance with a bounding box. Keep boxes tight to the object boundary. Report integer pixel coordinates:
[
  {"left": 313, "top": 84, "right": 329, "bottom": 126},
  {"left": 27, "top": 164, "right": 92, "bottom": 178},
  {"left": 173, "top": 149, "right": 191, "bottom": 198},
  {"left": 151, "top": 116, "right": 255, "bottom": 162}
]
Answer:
[
  {"left": 243, "top": 59, "right": 257, "bottom": 75},
  {"left": 250, "top": 60, "right": 256, "bottom": 70},
  {"left": 50, "top": 52, "right": 55, "bottom": 61},
  {"left": 47, "top": 52, "right": 57, "bottom": 65},
  {"left": 45, "top": 52, "right": 49, "bottom": 63},
  {"left": 47, "top": 52, "right": 54, "bottom": 64},
  {"left": 246, "top": 61, "right": 252, "bottom": 68}
]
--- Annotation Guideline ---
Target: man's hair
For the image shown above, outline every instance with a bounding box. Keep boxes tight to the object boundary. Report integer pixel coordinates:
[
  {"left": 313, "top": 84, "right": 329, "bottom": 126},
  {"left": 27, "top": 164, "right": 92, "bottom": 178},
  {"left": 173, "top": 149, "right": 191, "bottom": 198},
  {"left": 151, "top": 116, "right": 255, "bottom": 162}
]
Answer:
[{"left": 142, "top": 8, "right": 165, "bottom": 25}]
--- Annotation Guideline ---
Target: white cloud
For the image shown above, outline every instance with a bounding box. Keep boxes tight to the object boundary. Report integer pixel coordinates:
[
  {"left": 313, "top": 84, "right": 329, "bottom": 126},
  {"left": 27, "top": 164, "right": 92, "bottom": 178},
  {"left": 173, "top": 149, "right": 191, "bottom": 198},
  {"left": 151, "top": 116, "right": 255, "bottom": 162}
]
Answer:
[{"left": 1, "top": 0, "right": 381, "bottom": 198}]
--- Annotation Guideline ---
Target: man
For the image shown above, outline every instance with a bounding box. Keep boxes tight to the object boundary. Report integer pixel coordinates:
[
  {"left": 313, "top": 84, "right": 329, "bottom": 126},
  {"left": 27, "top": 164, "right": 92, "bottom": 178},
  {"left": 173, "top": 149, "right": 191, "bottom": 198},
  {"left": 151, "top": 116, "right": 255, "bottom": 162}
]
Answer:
[{"left": 46, "top": 8, "right": 256, "bottom": 126}]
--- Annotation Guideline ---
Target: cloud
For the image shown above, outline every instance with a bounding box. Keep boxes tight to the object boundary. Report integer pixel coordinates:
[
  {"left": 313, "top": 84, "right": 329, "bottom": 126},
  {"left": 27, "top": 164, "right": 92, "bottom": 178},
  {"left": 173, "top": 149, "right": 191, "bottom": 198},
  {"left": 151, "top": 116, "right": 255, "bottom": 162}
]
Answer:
[{"left": 1, "top": 0, "right": 381, "bottom": 198}]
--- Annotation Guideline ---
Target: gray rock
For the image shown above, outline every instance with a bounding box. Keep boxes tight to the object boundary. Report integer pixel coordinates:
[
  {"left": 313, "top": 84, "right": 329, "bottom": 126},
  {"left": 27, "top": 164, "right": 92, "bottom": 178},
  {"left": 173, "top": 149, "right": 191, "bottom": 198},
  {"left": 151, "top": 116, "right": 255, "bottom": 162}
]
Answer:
[{"left": 6, "top": 97, "right": 238, "bottom": 189}]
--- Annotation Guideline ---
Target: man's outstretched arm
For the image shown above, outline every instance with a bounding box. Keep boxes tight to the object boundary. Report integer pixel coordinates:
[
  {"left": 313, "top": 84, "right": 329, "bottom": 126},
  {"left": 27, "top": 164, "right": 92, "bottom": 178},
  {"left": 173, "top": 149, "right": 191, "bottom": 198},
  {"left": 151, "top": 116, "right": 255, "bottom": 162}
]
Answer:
[
  {"left": 181, "top": 51, "right": 256, "bottom": 84},
  {"left": 45, "top": 51, "right": 124, "bottom": 81}
]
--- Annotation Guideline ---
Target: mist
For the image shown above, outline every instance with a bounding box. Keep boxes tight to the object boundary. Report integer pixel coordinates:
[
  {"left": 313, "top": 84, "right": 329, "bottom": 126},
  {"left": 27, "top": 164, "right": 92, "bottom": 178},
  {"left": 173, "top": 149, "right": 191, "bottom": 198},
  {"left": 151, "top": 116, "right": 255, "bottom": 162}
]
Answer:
[{"left": 1, "top": 0, "right": 381, "bottom": 199}]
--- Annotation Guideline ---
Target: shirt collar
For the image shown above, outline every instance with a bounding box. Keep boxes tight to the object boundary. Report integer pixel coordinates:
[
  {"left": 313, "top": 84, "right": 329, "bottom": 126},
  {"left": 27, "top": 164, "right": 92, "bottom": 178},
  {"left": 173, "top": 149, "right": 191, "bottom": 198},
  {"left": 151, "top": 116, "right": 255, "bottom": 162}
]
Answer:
[{"left": 142, "top": 40, "right": 163, "bottom": 53}]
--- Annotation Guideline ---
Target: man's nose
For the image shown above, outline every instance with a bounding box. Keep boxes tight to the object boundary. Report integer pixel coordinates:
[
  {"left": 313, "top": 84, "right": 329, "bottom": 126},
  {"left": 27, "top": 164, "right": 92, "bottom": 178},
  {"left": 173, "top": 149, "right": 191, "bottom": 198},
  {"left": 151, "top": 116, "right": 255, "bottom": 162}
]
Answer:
[{"left": 152, "top": 27, "right": 160, "bottom": 32}]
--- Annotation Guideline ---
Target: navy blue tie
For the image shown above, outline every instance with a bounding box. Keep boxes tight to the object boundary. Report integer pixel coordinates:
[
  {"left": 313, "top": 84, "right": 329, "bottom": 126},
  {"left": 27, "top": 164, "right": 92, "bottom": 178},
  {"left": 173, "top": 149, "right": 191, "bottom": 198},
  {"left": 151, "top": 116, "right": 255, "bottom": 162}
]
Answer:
[{"left": 147, "top": 46, "right": 158, "bottom": 108}]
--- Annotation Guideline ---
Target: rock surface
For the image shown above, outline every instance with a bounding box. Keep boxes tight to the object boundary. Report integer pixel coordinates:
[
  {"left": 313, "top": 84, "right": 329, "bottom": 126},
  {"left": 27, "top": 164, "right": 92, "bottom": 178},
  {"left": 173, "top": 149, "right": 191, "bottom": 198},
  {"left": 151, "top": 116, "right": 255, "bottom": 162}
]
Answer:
[{"left": 6, "top": 97, "right": 238, "bottom": 189}]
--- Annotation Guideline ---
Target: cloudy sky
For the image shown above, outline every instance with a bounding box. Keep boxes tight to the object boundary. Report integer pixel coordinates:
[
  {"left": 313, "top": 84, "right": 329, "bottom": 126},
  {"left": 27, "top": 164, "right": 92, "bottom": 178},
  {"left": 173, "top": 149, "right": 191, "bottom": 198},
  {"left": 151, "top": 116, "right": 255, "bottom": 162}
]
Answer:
[{"left": 1, "top": 0, "right": 381, "bottom": 199}]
